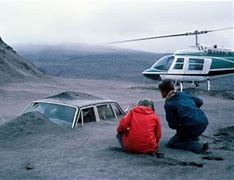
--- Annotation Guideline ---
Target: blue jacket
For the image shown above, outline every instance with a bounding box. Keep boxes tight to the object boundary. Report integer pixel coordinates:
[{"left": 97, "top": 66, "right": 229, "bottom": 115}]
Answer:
[{"left": 164, "top": 91, "right": 208, "bottom": 130}]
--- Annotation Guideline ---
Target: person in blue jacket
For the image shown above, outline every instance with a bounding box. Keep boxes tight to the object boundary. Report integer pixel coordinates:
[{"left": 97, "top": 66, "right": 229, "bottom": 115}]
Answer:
[{"left": 158, "top": 79, "right": 209, "bottom": 154}]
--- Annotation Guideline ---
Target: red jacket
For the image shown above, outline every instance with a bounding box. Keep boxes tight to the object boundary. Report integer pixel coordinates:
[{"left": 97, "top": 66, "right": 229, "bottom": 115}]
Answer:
[{"left": 117, "top": 106, "right": 161, "bottom": 154}]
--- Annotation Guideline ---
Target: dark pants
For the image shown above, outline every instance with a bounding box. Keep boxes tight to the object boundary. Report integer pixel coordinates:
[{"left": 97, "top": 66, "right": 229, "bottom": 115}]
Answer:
[
  {"left": 167, "top": 124, "right": 207, "bottom": 153},
  {"left": 116, "top": 133, "right": 125, "bottom": 150}
]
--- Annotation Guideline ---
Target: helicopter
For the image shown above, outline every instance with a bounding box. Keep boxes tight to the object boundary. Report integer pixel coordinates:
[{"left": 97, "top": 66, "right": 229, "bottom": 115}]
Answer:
[{"left": 109, "top": 27, "right": 234, "bottom": 91}]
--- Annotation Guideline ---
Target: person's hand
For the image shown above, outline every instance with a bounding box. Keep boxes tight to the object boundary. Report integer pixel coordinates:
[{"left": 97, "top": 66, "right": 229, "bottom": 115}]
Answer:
[{"left": 155, "top": 152, "right": 164, "bottom": 158}]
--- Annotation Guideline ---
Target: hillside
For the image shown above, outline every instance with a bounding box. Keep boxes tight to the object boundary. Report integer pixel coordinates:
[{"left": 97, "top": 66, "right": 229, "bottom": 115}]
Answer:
[
  {"left": 0, "top": 37, "right": 43, "bottom": 84},
  {"left": 15, "top": 43, "right": 167, "bottom": 83}
]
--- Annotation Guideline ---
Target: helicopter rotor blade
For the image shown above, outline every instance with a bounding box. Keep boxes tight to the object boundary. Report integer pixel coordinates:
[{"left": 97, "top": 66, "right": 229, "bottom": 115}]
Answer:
[
  {"left": 206, "top": 27, "right": 234, "bottom": 33},
  {"left": 108, "top": 32, "right": 190, "bottom": 44},
  {"left": 107, "top": 27, "right": 234, "bottom": 44}
]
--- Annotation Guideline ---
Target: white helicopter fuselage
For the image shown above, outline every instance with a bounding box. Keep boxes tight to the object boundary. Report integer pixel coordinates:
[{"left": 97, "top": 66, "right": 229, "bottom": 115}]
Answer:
[
  {"left": 142, "top": 46, "right": 234, "bottom": 84},
  {"left": 163, "top": 55, "right": 211, "bottom": 82}
]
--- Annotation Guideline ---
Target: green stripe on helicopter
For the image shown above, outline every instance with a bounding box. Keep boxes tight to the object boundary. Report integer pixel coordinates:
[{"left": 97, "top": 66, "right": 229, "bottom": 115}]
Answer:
[{"left": 210, "top": 57, "right": 234, "bottom": 69}]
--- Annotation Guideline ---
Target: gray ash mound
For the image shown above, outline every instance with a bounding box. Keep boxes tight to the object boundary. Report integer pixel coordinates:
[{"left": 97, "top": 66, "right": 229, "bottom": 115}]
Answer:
[
  {"left": 46, "top": 91, "right": 103, "bottom": 100},
  {"left": 214, "top": 126, "right": 234, "bottom": 151},
  {"left": 0, "top": 37, "right": 43, "bottom": 84},
  {"left": 203, "top": 126, "right": 234, "bottom": 152},
  {"left": 0, "top": 111, "right": 66, "bottom": 145}
]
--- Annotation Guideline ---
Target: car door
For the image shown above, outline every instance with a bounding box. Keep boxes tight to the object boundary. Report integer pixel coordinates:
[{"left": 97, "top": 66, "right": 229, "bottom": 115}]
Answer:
[
  {"left": 76, "top": 106, "right": 97, "bottom": 127},
  {"left": 96, "top": 104, "right": 115, "bottom": 121}
]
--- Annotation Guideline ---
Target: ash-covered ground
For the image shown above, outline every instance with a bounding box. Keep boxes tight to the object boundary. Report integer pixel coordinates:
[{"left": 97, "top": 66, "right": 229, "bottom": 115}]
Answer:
[
  {"left": 0, "top": 77, "right": 233, "bottom": 180},
  {"left": 1, "top": 40, "right": 234, "bottom": 179}
]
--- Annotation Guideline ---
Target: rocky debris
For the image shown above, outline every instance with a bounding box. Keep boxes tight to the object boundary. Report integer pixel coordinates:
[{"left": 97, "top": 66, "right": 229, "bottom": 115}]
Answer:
[
  {"left": 24, "top": 162, "right": 35, "bottom": 170},
  {"left": 202, "top": 156, "right": 224, "bottom": 161}
]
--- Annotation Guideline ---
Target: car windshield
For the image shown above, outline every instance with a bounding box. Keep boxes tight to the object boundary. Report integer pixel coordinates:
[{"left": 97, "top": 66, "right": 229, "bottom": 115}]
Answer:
[{"left": 24, "top": 102, "right": 77, "bottom": 126}]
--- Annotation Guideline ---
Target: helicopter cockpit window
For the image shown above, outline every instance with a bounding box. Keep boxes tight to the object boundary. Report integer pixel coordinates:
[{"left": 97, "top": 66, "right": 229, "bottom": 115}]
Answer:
[
  {"left": 152, "top": 55, "right": 174, "bottom": 70},
  {"left": 188, "top": 58, "right": 204, "bottom": 70},
  {"left": 173, "top": 58, "right": 184, "bottom": 70}
]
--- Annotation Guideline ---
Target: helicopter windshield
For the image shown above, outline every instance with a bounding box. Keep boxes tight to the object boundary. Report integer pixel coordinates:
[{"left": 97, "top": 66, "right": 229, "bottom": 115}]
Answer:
[{"left": 152, "top": 55, "right": 174, "bottom": 70}]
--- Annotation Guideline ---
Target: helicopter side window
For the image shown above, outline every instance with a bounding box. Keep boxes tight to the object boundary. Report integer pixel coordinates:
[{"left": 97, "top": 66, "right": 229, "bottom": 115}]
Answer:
[
  {"left": 173, "top": 58, "right": 184, "bottom": 70},
  {"left": 152, "top": 55, "right": 174, "bottom": 70},
  {"left": 188, "top": 58, "right": 204, "bottom": 70}
]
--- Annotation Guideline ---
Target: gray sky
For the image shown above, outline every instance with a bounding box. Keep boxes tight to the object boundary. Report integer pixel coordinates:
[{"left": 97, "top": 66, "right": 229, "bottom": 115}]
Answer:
[{"left": 0, "top": 0, "right": 233, "bottom": 53}]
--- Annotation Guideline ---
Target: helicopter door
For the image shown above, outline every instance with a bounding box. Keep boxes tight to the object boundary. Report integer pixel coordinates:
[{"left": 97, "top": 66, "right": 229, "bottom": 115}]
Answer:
[
  {"left": 203, "top": 58, "right": 212, "bottom": 74},
  {"left": 169, "top": 57, "right": 185, "bottom": 74},
  {"left": 185, "top": 57, "right": 211, "bottom": 74},
  {"left": 165, "top": 56, "right": 186, "bottom": 81}
]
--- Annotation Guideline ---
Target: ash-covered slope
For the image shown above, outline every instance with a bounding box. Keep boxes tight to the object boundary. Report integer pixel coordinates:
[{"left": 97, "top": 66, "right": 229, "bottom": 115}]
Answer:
[
  {"left": 0, "top": 37, "right": 43, "bottom": 84},
  {"left": 15, "top": 43, "right": 166, "bottom": 83}
]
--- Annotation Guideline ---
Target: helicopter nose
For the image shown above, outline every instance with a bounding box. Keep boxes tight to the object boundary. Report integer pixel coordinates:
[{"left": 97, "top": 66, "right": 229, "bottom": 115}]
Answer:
[{"left": 142, "top": 69, "right": 162, "bottom": 80}]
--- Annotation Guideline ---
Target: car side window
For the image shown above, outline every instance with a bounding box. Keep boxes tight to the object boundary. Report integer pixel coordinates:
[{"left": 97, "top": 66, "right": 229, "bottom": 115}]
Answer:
[
  {"left": 112, "top": 103, "right": 124, "bottom": 117},
  {"left": 77, "top": 107, "right": 96, "bottom": 124},
  {"left": 97, "top": 104, "right": 115, "bottom": 120}
]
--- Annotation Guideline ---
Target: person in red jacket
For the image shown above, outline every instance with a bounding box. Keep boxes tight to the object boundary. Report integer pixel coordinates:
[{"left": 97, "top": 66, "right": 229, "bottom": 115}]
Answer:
[{"left": 116, "top": 98, "right": 161, "bottom": 155}]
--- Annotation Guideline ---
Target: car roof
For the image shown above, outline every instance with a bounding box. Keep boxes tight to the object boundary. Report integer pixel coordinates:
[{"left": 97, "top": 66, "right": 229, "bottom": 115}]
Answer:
[
  {"left": 31, "top": 91, "right": 119, "bottom": 108},
  {"left": 34, "top": 99, "right": 118, "bottom": 108}
]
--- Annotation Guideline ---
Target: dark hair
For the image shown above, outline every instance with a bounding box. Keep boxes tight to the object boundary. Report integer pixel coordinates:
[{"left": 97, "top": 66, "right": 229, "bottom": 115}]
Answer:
[
  {"left": 158, "top": 79, "right": 175, "bottom": 93},
  {"left": 138, "top": 98, "right": 155, "bottom": 111}
]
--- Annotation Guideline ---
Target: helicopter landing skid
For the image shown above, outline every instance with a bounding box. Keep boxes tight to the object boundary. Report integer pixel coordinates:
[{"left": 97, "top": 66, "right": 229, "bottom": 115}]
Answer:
[
  {"left": 175, "top": 80, "right": 211, "bottom": 91},
  {"left": 207, "top": 79, "right": 210, "bottom": 91}
]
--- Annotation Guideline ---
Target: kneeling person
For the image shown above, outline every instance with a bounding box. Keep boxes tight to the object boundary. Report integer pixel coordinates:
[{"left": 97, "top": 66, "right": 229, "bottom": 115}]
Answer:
[
  {"left": 116, "top": 98, "right": 161, "bottom": 154},
  {"left": 159, "top": 79, "right": 209, "bottom": 154}
]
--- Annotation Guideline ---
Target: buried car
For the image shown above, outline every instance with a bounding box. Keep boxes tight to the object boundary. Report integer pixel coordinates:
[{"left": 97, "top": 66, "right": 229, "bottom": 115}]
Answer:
[{"left": 22, "top": 91, "right": 125, "bottom": 128}]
